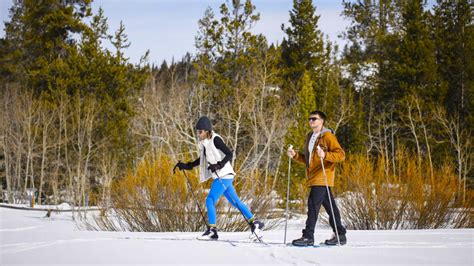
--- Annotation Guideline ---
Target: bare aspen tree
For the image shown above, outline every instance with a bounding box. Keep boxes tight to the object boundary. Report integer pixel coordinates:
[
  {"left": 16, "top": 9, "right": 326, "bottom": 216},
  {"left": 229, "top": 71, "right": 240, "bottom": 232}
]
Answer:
[
  {"left": 223, "top": 88, "right": 250, "bottom": 169},
  {"left": 71, "top": 95, "right": 97, "bottom": 206},
  {"left": 99, "top": 152, "right": 117, "bottom": 209},
  {"left": 52, "top": 92, "right": 70, "bottom": 205},
  {"left": 38, "top": 99, "right": 57, "bottom": 204},
  {"left": 402, "top": 96, "right": 422, "bottom": 171},
  {"left": 401, "top": 94, "right": 435, "bottom": 186},
  {"left": 413, "top": 95, "right": 434, "bottom": 186},
  {"left": 1, "top": 88, "right": 13, "bottom": 203},
  {"left": 21, "top": 91, "right": 39, "bottom": 199},
  {"left": 365, "top": 94, "right": 377, "bottom": 160},
  {"left": 133, "top": 82, "right": 207, "bottom": 163},
  {"left": 435, "top": 107, "right": 472, "bottom": 203}
]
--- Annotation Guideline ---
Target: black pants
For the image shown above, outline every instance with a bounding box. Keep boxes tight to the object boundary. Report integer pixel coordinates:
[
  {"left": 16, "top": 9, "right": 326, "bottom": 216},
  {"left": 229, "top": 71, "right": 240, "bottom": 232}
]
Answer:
[{"left": 303, "top": 186, "right": 346, "bottom": 239}]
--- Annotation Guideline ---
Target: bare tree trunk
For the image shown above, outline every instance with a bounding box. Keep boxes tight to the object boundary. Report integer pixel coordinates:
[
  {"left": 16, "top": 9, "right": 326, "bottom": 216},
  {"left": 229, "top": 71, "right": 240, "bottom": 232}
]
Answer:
[
  {"left": 38, "top": 105, "right": 55, "bottom": 205},
  {"left": 19, "top": 91, "right": 39, "bottom": 203},
  {"left": 53, "top": 102, "right": 63, "bottom": 205},
  {"left": 23, "top": 103, "right": 33, "bottom": 197},
  {"left": 39, "top": 123, "right": 47, "bottom": 204},
  {"left": 82, "top": 98, "right": 96, "bottom": 207},
  {"left": 405, "top": 100, "right": 422, "bottom": 171},
  {"left": 63, "top": 100, "right": 73, "bottom": 205},
  {"left": 271, "top": 144, "right": 285, "bottom": 192},
  {"left": 390, "top": 109, "right": 396, "bottom": 176},
  {"left": 230, "top": 104, "right": 243, "bottom": 169},
  {"left": 366, "top": 95, "right": 375, "bottom": 160},
  {"left": 100, "top": 153, "right": 117, "bottom": 209},
  {"left": 15, "top": 148, "right": 22, "bottom": 203},
  {"left": 434, "top": 107, "right": 471, "bottom": 204},
  {"left": 1, "top": 95, "right": 13, "bottom": 202},
  {"left": 380, "top": 116, "right": 389, "bottom": 179},
  {"left": 414, "top": 97, "right": 434, "bottom": 186},
  {"left": 3, "top": 140, "right": 13, "bottom": 203}
]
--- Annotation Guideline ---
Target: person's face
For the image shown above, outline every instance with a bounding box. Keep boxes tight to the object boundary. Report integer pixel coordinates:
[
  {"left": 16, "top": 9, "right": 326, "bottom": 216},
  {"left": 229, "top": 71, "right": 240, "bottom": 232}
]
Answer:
[
  {"left": 197, "top": 129, "right": 207, "bottom": 140},
  {"left": 308, "top": 115, "right": 323, "bottom": 129}
]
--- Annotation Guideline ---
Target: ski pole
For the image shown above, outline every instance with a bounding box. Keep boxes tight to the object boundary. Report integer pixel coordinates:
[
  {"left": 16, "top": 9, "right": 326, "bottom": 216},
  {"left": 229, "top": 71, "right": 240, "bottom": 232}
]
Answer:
[
  {"left": 173, "top": 163, "right": 208, "bottom": 229},
  {"left": 318, "top": 145, "right": 341, "bottom": 246},
  {"left": 284, "top": 144, "right": 293, "bottom": 245},
  {"left": 213, "top": 170, "right": 265, "bottom": 244}
]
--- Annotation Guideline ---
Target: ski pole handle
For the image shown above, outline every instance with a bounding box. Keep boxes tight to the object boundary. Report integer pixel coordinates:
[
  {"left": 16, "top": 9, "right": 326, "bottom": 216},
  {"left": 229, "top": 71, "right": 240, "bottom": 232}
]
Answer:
[{"left": 287, "top": 144, "right": 295, "bottom": 158}]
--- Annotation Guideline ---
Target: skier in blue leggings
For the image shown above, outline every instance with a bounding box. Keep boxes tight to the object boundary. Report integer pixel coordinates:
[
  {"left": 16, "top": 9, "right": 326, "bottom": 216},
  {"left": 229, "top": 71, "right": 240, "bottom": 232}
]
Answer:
[{"left": 174, "top": 116, "right": 264, "bottom": 240}]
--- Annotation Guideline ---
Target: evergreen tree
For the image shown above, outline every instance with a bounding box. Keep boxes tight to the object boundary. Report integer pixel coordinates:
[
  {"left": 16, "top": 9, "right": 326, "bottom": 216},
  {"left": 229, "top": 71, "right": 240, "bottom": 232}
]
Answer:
[
  {"left": 342, "top": 0, "right": 398, "bottom": 103},
  {"left": 195, "top": 0, "right": 261, "bottom": 100},
  {"left": 342, "top": 0, "right": 439, "bottom": 156},
  {"left": 1, "top": 1, "right": 147, "bottom": 168},
  {"left": 0, "top": 0, "right": 92, "bottom": 93},
  {"left": 432, "top": 0, "right": 473, "bottom": 126},
  {"left": 285, "top": 71, "right": 316, "bottom": 180},
  {"left": 385, "top": 0, "right": 437, "bottom": 104},
  {"left": 280, "top": 0, "right": 326, "bottom": 104}
]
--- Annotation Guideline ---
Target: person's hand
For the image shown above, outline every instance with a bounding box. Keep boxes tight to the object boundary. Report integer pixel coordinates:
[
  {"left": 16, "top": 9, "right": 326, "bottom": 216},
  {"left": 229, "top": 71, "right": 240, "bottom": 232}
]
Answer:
[
  {"left": 317, "top": 145, "right": 326, "bottom": 159},
  {"left": 287, "top": 145, "right": 296, "bottom": 158},
  {"left": 208, "top": 162, "right": 223, "bottom": 173},
  {"left": 174, "top": 161, "right": 192, "bottom": 173}
]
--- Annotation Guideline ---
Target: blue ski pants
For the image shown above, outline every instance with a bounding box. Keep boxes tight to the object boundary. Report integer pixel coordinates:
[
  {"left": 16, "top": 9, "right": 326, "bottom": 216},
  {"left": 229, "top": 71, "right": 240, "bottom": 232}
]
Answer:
[{"left": 206, "top": 178, "right": 253, "bottom": 226}]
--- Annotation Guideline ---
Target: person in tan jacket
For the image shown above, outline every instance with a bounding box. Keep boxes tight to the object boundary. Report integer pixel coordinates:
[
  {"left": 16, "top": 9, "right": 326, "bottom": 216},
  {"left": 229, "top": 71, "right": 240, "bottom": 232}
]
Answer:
[{"left": 287, "top": 110, "right": 347, "bottom": 246}]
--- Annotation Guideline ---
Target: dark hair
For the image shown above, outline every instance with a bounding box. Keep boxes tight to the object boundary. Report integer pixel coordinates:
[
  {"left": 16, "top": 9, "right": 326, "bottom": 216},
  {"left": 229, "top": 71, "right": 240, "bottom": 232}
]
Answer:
[{"left": 310, "top": 110, "right": 327, "bottom": 124}]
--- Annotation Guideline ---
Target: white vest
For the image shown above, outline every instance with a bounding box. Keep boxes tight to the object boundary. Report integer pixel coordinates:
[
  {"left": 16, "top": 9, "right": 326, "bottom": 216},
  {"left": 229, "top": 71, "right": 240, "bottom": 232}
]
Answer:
[{"left": 198, "top": 132, "right": 235, "bottom": 183}]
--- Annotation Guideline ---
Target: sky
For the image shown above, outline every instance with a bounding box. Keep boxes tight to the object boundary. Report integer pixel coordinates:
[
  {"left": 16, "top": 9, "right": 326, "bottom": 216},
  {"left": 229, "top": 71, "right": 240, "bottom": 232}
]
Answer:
[{"left": 0, "top": 0, "right": 350, "bottom": 65}]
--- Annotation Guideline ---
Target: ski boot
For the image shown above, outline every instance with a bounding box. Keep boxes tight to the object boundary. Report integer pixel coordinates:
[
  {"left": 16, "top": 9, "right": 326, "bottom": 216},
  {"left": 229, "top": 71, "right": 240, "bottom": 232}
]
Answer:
[
  {"left": 292, "top": 236, "right": 314, "bottom": 247},
  {"left": 324, "top": 233, "right": 346, "bottom": 245},
  {"left": 197, "top": 226, "right": 218, "bottom": 241},
  {"left": 249, "top": 219, "right": 264, "bottom": 241},
  {"left": 292, "top": 230, "right": 314, "bottom": 246}
]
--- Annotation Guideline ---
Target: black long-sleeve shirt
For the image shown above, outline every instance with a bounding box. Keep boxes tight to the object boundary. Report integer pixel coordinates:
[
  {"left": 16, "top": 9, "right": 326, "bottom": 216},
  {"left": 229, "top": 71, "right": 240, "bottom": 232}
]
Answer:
[{"left": 189, "top": 136, "right": 233, "bottom": 167}]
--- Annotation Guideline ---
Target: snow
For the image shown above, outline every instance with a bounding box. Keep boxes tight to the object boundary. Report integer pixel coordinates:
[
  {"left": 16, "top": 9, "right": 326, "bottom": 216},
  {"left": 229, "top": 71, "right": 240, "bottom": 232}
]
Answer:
[{"left": 1, "top": 205, "right": 473, "bottom": 266}]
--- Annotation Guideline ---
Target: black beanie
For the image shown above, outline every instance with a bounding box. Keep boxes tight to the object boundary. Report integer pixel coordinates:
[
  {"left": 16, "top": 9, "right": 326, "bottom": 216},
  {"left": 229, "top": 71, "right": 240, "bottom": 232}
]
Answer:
[{"left": 196, "top": 116, "right": 212, "bottom": 131}]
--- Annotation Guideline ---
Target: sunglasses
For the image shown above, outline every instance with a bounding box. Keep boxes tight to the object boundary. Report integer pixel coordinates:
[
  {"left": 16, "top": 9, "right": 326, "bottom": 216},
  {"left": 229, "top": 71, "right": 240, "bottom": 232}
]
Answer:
[
  {"left": 197, "top": 130, "right": 206, "bottom": 134},
  {"left": 308, "top": 117, "right": 320, "bottom": 121}
]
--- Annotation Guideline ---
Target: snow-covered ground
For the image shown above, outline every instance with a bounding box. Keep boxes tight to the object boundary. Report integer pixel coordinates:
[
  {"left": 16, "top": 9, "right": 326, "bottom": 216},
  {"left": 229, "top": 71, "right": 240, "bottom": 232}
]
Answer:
[{"left": 1, "top": 205, "right": 472, "bottom": 266}]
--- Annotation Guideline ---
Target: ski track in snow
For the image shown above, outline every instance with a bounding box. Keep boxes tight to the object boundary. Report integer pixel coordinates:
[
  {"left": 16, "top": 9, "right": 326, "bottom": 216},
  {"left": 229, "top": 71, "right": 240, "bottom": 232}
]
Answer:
[
  {"left": 0, "top": 225, "right": 43, "bottom": 232},
  {"left": 1, "top": 238, "right": 115, "bottom": 255},
  {"left": 1, "top": 207, "right": 473, "bottom": 265}
]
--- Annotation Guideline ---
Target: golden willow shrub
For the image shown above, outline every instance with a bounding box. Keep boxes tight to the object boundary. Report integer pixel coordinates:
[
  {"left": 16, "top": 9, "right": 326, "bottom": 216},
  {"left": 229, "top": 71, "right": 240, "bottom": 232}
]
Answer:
[
  {"left": 90, "top": 155, "right": 280, "bottom": 232},
  {"left": 334, "top": 150, "right": 472, "bottom": 229}
]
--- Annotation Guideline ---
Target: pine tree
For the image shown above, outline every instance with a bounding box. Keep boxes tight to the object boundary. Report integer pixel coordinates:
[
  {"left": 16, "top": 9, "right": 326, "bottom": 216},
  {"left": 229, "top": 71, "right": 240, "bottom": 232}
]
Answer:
[
  {"left": 194, "top": 0, "right": 264, "bottom": 118},
  {"left": 0, "top": 0, "right": 92, "bottom": 93},
  {"left": 280, "top": 0, "right": 325, "bottom": 105},
  {"left": 386, "top": 0, "right": 437, "bottom": 103},
  {"left": 432, "top": 0, "right": 473, "bottom": 126},
  {"left": 342, "top": 0, "right": 401, "bottom": 105},
  {"left": 285, "top": 71, "right": 316, "bottom": 179}
]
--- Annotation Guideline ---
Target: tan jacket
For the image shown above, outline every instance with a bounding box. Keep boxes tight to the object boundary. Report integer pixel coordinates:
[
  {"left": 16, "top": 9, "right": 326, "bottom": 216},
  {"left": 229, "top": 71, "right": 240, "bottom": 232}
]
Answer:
[{"left": 293, "top": 128, "right": 345, "bottom": 187}]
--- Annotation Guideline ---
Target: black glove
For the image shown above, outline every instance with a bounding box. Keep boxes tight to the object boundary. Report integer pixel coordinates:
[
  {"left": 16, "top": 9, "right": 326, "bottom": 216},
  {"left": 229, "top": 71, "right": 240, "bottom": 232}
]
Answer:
[
  {"left": 174, "top": 161, "right": 192, "bottom": 173},
  {"left": 208, "top": 162, "right": 223, "bottom": 173}
]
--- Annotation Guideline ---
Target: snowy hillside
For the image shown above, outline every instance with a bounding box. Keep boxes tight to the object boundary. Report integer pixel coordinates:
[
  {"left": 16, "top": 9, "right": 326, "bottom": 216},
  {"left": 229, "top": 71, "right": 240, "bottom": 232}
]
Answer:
[{"left": 1, "top": 205, "right": 472, "bottom": 266}]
